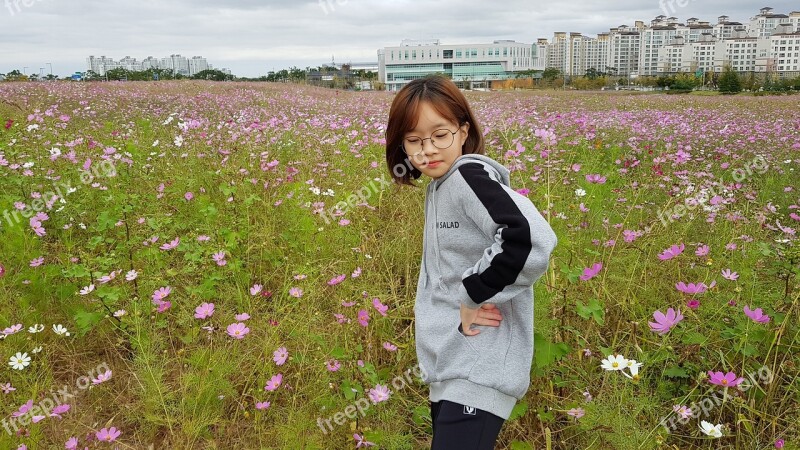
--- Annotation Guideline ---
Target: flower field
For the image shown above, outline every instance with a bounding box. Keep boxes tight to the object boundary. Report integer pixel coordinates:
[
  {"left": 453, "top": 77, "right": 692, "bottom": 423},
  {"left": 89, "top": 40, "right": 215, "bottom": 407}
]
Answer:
[{"left": 0, "top": 81, "right": 798, "bottom": 449}]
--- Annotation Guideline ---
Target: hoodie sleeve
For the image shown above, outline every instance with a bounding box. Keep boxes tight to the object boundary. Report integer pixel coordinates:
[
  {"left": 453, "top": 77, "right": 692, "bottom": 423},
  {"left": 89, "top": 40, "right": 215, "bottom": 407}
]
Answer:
[{"left": 453, "top": 162, "right": 558, "bottom": 309}]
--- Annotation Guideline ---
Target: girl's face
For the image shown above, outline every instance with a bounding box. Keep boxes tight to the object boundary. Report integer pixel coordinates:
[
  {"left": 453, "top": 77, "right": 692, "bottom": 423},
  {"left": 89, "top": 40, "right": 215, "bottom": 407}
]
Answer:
[{"left": 403, "top": 101, "right": 469, "bottom": 179}]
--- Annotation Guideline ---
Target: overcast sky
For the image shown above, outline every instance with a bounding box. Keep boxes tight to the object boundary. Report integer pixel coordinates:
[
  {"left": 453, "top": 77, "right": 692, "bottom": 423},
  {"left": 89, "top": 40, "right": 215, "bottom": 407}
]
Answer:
[{"left": 1, "top": 0, "right": 796, "bottom": 77}]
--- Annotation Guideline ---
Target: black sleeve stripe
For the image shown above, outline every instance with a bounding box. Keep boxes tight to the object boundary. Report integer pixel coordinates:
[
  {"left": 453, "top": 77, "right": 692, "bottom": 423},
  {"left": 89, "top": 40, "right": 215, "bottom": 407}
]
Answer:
[{"left": 457, "top": 163, "right": 532, "bottom": 304}]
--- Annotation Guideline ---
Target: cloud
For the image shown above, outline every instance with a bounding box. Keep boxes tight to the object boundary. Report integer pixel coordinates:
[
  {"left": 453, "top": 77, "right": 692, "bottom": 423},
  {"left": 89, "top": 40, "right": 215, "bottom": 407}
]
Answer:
[{"left": 0, "top": 0, "right": 796, "bottom": 77}]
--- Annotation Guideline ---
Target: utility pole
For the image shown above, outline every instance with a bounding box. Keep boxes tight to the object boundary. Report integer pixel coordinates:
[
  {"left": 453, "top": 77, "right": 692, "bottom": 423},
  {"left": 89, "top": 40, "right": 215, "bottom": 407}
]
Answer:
[{"left": 47, "top": 62, "right": 53, "bottom": 78}]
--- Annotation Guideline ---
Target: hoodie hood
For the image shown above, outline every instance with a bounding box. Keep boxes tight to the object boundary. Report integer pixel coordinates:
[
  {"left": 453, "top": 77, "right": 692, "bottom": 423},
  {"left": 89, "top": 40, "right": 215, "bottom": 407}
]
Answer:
[{"left": 423, "top": 154, "right": 511, "bottom": 291}]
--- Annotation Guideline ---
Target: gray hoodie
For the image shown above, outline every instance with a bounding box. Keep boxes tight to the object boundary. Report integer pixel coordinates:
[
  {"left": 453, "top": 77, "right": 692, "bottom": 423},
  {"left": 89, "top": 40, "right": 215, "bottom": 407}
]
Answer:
[{"left": 414, "top": 153, "right": 558, "bottom": 420}]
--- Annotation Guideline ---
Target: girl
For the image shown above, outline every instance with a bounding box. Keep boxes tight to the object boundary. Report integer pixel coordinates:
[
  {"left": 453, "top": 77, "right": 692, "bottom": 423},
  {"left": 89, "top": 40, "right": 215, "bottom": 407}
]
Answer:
[{"left": 385, "top": 76, "right": 557, "bottom": 450}]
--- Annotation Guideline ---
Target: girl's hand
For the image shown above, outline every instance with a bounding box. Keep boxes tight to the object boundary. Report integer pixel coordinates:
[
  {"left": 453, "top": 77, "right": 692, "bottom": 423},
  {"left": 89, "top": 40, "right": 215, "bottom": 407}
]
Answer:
[{"left": 460, "top": 303, "right": 503, "bottom": 336}]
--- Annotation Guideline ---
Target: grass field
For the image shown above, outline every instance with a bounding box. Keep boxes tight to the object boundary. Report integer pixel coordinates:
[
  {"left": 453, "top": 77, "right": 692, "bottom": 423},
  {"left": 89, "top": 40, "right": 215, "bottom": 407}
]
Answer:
[{"left": 0, "top": 81, "right": 798, "bottom": 449}]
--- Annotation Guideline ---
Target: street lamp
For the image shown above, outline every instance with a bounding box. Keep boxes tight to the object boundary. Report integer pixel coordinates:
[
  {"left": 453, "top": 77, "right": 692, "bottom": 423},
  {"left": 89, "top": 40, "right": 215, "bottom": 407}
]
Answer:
[
  {"left": 47, "top": 62, "right": 53, "bottom": 78},
  {"left": 23, "top": 66, "right": 28, "bottom": 75}
]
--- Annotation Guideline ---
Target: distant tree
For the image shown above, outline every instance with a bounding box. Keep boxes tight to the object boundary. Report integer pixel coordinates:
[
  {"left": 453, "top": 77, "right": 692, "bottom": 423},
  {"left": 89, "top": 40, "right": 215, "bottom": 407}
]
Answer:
[
  {"left": 543, "top": 67, "right": 561, "bottom": 81},
  {"left": 718, "top": 65, "right": 742, "bottom": 94},
  {"left": 192, "top": 69, "right": 233, "bottom": 81},
  {"left": 3, "top": 70, "right": 28, "bottom": 81}
]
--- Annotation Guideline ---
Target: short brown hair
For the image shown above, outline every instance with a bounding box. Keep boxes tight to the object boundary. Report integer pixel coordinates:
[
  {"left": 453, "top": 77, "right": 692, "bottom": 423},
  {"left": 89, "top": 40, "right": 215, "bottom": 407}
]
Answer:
[{"left": 385, "top": 75, "right": 485, "bottom": 186}]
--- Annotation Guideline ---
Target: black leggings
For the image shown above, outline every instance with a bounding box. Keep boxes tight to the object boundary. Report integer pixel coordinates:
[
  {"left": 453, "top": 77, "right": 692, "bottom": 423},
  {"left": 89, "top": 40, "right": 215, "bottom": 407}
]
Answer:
[{"left": 430, "top": 400, "right": 505, "bottom": 450}]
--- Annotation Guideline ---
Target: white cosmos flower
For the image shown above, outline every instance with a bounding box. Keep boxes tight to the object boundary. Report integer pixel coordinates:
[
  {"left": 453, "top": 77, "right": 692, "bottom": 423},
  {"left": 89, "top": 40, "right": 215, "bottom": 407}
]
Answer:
[
  {"left": 28, "top": 324, "right": 45, "bottom": 333},
  {"left": 125, "top": 270, "right": 138, "bottom": 281},
  {"left": 52, "top": 324, "right": 71, "bottom": 336},
  {"left": 575, "top": 188, "right": 587, "bottom": 197},
  {"left": 31, "top": 346, "right": 43, "bottom": 354},
  {"left": 622, "top": 360, "right": 643, "bottom": 380},
  {"left": 9, "top": 352, "right": 31, "bottom": 370},
  {"left": 600, "top": 354, "right": 629, "bottom": 371},
  {"left": 699, "top": 420, "right": 723, "bottom": 438},
  {"left": 79, "top": 284, "right": 95, "bottom": 295},
  {"left": 113, "top": 310, "right": 127, "bottom": 317}
]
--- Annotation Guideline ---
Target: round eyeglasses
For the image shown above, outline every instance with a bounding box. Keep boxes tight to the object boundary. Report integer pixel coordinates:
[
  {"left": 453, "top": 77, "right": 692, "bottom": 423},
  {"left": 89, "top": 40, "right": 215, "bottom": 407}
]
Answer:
[{"left": 402, "top": 128, "right": 459, "bottom": 159}]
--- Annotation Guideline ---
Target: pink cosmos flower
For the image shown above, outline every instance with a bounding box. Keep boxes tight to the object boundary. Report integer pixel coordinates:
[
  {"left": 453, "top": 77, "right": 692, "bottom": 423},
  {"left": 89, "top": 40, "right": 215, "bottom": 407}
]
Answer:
[
  {"left": 250, "top": 284, "right": 263, "bottom": 296},
  {"left": 351, "top": 267, "right": 362, "bottom": 278},
  {"left": 255, "top": 401, "right": 271, "bottom": 410},
  {"left": 2, "top": 324, "right": 22, "bottom": 335},
  {"left": 339, "top": 219, "right": 350, "bottom": 226},
  {"left": 327, "top": 274, "right": 346, "bottom": 286},
  {"left": 357, "top": 309, "right": 370, "bottom": 327},
  {"left": 235, "top": 312, "right": 250, "bottom": 321},
  {"left": 194, "top": 302, "right": 215, "bottom": 319},
  {"left": 383, "top": 342, "right": 397, "bottom": 352},
  {"left": 289, "top": 287, "right": 303, "bottom": 298},
  {"left": 673, "top": 405, "right": 693, "bottom": 420},
  {"left": 212, "top": 251, "right": 227, "bottom": 266},
  {"left": 354, "top": 433, "right": 376, "bottom": 448},
  {"left": 372, "top": 298, "right": 388, "bottom": 316},
  {"left": 675, "top": 281, "right": 715, "bottom": 295},
  {"left": 265, "top": 373, "right": 283, "bottom": 391},
  {"left": 567, "top": 407, "right": 585, "bottom": 419},
  {"left": 11, "top": 400, "right": 34, "bottom": 417},
  {"left": 326, "top": 359, "right": 341, "bottom": 372},
  {"left": 184, "top": 192, "right": 194, "bottom": 201},
  {"left": 96, "top": 427, "right": 121, "bottom": 442},
  {"left": 585, "top": 174, "right": 607, "bottom": 184},
  {"left": 743, "top": 306, "right": 770, "bottom": 324},
  {"left": 687, "top": 299, "right": 700, "bottom": 310},
  {"left": 65, "top": 437, "right": 78, "bottom": 450},
  {"left": 160, "top": 237, "right": 180, "bottom": 250},
  {"left": 152, "top": 286, "right": 172, "bottom": 303},
  {"left": 156, "top": 301, "right": 172, "bottom": 313},
  {"left": 30, "top": 257, "right": 45, "bottom": 267},
  {"left": 708, "top": 371, "right": 743, "bottom": 387},
  {"left": 1, "top": 382, "right": 16, "bottom": 393},
  {"left": 648, "top": 308, "right": 684, "bottom": 335},
  {"left": 0, "top": 263, "right": 5, "bottom": 277},
  {"left": 695, "top": 244, "right": 710, "bottom": 256},
  {"left": 49, "top": 403, "right": 70, "bottom": 419},
  {"left": 226, "top": 322, "right": 250, "bottom": 339},
  {"left": 91, "top": 370, "right": 112, "bottom": 385},
  {"left": 273, "top": 347, "right": 288, "bottom": 365},
  {"left": 721, "top": 269, "right": 739, "bottom": 281},
  {"left": 579, "top": 262, "right": 602, "bottom": 281},
  {"left": 658, "top": 243, "right": 685, "bottom": 261},
  {"left": 368, "top": 384, "right": 391, "bottom": 403}
]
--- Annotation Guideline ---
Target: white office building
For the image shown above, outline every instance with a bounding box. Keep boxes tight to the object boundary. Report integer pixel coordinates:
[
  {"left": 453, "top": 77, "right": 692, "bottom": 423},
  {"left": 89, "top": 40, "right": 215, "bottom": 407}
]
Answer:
[{"left": 378, "top": 39, "right": 539, "bottom": 91}]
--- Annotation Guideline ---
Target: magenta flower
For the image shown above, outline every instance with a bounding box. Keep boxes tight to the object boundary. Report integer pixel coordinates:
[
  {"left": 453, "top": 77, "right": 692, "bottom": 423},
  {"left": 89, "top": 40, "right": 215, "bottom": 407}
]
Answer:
[
  {"left": 708, "top": 371, "right": 743, "bottom": 387},
  {"left": 11, "top": 399, "right": 34, "bottom": 417},
  {"left": 152, "top": 286, "right": 172, "bottom": 303},
  {"left": 91, "top": 370, "right": 112, "bottom": 385},
  {"left": 687, "top": 299, "right": 700, "bottom": 310},
  {"left": 579, "top": 262, "right": 602, "bottom": 281},
  {"left": 289, "top": 287, "right": 303, "bottom": 298},
  {"left": 49, "top": 403, "right": 70, "bottom": 419},
  {"left": 744, "top": 306, "right": 770, "bottom": 324},
  {"left": 383, "top": 342, "right": 397, "bottom": 352},
  {"left": 30, "top": 257, "right": 45, "bottom": 267},
  {"left": 368, "top": 384, "right": 391, "bottom": 403},
  {"left": 567, "top": 407, "right": 585, "bottom": 419},
  {"left": 648, "top": 308, "right": 684, "bottom": 335},
  {"left": 357, "top": 309, "right": 370, "bottom": 327},
  {"left": 250, "top": 284, "right": 263, "bottom": 296},
  {"left": 212, "top": 251, "right": 227, "bottom": 266},
  {"left": 226, "top": 322, "right": 250, "bottom": 339},
  {"left": 326, "top": 359, "right": 341, "bottom": 372},
  {"left": 156, "top": 301, "right": 172, "bottom": 313},
  {"left": 585, "top": 174, "right": 607, "bottom": 184},
  {"left": 0, "top": 262, "right": 5, "bottom": 277},
  {"left": 194, "top": 302, "right": 215, "bottom": 319},
  {"left": 255, "top": 400, "right": 271, "bottom": 410},
  {"left": 95, "top": 427, "right": 121, "bottom": 442},
  {"left": 273, "top": 347, "right": 288, "bottom": 365},
  {"left": 695, "top": 244, "right": 710, "bottom": 256},
  {"left": 658, "top": 243, "right": 685, "bottom": 261},
  {"left": 65, "top": 437, "right": 78, "bottom": 450},
  {"left": 265, "top": 373, "right": 283, "bottom": 391},
  {"left": 354, "top": 433, "right": 376, "bottom": 448},
  {"left": 675, "top": 281, "right": 715, "bottom": 295},
  {"left": 235, "top": 312, "right": 250, "bottom": 321},
  {"left": 721, "top": 269, "right": 739, "bottom": 281},
  {"left": 351, "top": 267, "right": 362, "bottom": 278},
  {"left": 327, "top": 274, "right": 346, "bottom": 286},
  {"left": 372, "top": 298, "right": 388, "bottom": 316},
  {"left": 184, "top": 192, "right": 194, "bottom": 201},
  {"left": 159, "top": 237, "right": 180, "bottom": 250}
]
